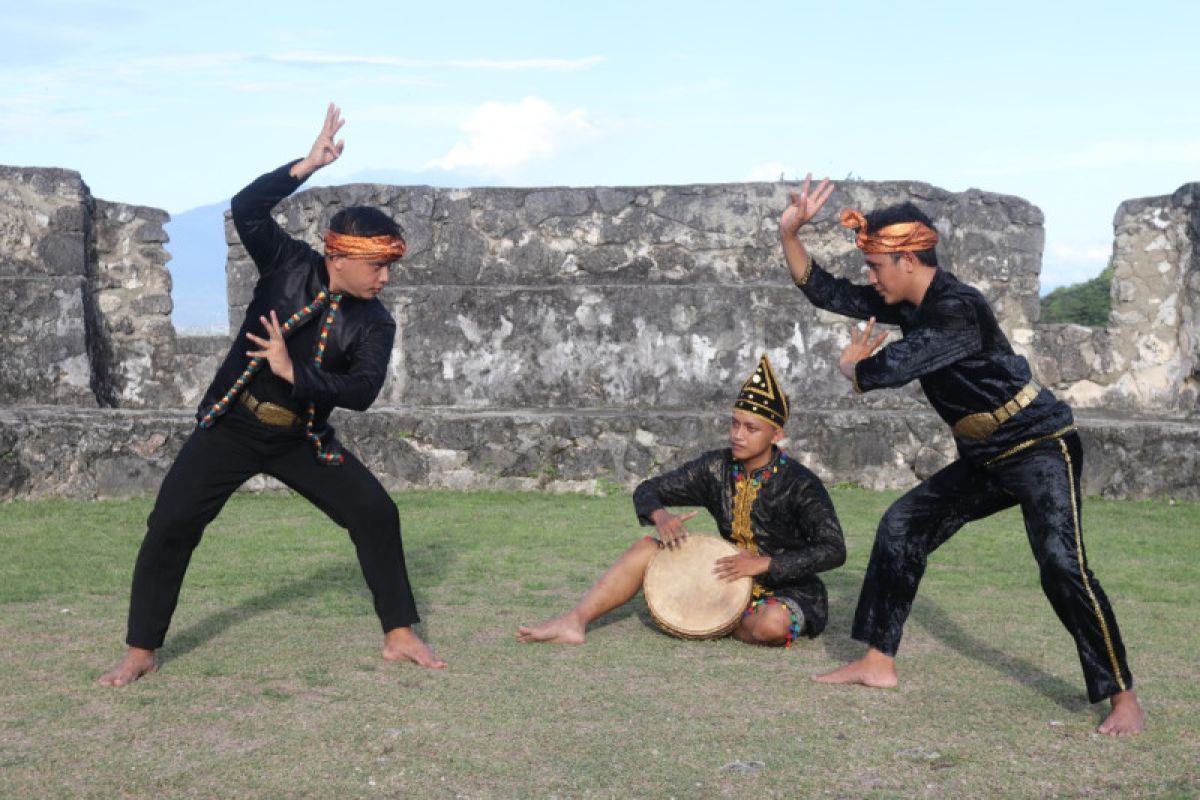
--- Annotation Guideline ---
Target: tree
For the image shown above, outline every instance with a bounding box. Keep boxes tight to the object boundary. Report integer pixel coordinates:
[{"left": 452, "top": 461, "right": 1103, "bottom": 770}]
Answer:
[{"left": 1040, "top": 262, "right": 1113, "bottom": 326}]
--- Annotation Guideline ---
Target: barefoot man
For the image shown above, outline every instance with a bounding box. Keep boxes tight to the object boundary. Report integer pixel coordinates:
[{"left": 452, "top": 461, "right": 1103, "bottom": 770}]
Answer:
[
  {"left": 100, "top": 104, "right": 443, "bottom": 685},
  {"left": 779, "top": 176, "right": 1144, "bottom": 735},
  {"left": 518, "top": 355, "right": 845, "bottom": 648}
]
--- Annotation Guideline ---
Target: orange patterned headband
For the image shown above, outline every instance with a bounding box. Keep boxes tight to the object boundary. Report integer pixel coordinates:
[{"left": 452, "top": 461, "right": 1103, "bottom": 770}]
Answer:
[
  {"left": 324, "top": 230, "right": 407, "bottom": 262},
  {"left": 840, "top": 209, "right": 938, "bottom": 254}
]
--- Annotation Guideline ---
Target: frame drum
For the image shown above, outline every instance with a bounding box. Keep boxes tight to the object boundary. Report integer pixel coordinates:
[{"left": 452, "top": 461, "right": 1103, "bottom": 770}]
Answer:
[{"left": 643, "top": 534, "right": 753, "bottom": 639}]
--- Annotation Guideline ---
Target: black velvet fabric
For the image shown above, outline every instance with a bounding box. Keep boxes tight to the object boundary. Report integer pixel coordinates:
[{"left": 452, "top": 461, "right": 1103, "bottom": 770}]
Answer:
[
  {"left": 852, "top": 432, "right": 1131, "bottom": 702},
  {"left": 796, "top": 262, "right": 1133, "bottom": 702},
  {"left": 800, "top": 263, "right": 1073, "bottom": 463},
  {"left": 633, "top": 448, "right": 846, "bottom": 636},
  {"left": 199, "top": 161, "right": 397, "bottom": 433}
]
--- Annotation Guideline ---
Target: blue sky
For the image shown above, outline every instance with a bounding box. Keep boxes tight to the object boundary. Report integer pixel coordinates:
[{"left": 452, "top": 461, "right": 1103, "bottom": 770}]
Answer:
[{"left": 3, "top": 1, "right": 1198, "bottom": 299}]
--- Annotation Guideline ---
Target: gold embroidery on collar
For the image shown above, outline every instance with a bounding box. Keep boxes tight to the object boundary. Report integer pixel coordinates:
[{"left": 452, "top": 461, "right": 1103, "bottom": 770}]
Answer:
[{"left": 731, "top": 477, "right": 769, "bottom": 598}]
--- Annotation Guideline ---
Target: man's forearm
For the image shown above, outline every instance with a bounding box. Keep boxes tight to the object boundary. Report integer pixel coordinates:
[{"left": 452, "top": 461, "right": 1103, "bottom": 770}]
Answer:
[{"left": 780, "top": 232, "right": 813, "bottom": 287}]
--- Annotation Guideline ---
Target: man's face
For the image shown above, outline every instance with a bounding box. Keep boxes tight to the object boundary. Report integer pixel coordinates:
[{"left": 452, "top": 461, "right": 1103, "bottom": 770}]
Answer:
[
  {"left": 729, "top": 410, "right": 782, "bottom": 464},
  {"left": 328, "top": 255, "right": 392, "bottom": 299},
  {"left": 863, "top": 252, "right": 910, "bottom": 305}
]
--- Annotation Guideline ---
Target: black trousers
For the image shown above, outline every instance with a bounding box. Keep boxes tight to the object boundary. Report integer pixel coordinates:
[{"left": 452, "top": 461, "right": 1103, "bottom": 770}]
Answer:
[
  {"left": 852, "top": 431, "right": 1133, "bottom": 703},
  {"left": 126, "top": 403, "right": 420, "bottom": 649}
]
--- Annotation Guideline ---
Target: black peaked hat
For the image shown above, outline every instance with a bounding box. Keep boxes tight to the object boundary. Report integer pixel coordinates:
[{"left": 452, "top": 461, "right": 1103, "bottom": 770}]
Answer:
[{"left": 733, "top": 354, "right": 789, "bottom": 428}]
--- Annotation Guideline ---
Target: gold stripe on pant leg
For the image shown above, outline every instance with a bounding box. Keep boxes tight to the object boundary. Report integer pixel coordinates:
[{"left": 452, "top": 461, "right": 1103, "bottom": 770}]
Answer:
[{"left": 1057, "top": 437, "right": 1126, "bottom": 693}]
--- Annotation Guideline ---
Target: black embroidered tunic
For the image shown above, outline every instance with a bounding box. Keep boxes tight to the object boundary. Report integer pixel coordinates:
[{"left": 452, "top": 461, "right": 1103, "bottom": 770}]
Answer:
[
  {"left": 795, "top": 259, "right": 1134, "bottom": 702},
  {"left": 633, "top": 448, "right": 846, "bottom": 636},
  {"left": 799, "top": 262, "right": 1073, "bottom": 462}
]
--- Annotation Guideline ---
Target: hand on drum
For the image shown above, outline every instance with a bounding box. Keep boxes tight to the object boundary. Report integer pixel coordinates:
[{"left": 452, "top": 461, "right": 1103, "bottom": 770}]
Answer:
[
  {"left": 712, "top": 551, "right": 770, "bottom": 582},
  {"left": 651, "top": 509, "right": 698, "bottom": 550}
]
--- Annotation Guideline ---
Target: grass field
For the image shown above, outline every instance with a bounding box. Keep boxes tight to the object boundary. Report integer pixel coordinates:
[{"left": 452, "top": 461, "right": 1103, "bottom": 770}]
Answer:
[{"left": 1, "top": 487, "right": 1197, "bottom": 798}]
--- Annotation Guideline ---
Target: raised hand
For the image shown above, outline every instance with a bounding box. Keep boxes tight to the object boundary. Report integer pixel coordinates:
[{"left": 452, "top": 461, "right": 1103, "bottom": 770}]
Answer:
[
  {"left": 291, "top": 102, "right": 346, "bottom": 180},
  {"left": 838, "top": 317, "right": 889, "bottom": 381},
  {"left": 779, "top": 173, "right": 834, "bottom": 238}
]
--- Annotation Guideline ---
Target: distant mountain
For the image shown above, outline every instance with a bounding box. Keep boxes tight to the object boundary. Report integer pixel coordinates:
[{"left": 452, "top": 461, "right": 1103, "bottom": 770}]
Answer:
[
  {"left": 163, "top": 169, "right": 489, "bottom": 332},
  {"left": 165, "top": 201, "right": 229, "bottom": 333}
]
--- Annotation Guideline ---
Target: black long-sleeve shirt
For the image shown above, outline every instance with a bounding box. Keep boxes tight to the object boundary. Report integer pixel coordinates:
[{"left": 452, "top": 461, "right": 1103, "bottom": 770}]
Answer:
[
  {"left": 198, "top": 162, "right": 396, "bottom": 430},
  {"left": 633, "top": 448, "right": 845, "bottom": 635},
  {"left": 798, "top": 262, "right": 1073, "bottom": 463}
]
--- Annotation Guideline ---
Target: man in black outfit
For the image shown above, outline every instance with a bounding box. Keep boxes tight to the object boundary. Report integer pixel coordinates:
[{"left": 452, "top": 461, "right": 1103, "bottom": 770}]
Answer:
[
  {"left": 779, "top": 175, "right": 1143, "bottom": 736},
  {"left": 517, "top": 355, "right": 845, "bottom": 648},
  {"left": 100, "top": 104, "right": 443, "bottom": 686}
]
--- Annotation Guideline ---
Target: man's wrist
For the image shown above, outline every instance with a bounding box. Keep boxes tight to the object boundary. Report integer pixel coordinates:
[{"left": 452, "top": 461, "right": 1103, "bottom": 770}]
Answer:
[{"left": 288, "top": 158, "right": 317, "bottom": 181}]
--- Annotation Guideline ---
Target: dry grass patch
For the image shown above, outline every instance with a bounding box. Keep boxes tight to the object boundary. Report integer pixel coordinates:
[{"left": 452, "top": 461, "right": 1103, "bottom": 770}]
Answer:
[{"left": 0, "top": 488, "right": 1196, "bottom": 798}]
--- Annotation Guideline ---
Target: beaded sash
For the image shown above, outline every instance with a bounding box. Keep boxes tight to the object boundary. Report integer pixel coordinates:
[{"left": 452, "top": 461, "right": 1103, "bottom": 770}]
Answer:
[{"left": 197, "top": 290, "right": 346, "bottom": 466}]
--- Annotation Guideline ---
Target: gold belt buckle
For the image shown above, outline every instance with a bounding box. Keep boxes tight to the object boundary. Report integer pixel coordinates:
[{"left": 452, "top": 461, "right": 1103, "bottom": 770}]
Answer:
[
  {"left": 241, "top": 393, "right": 302, "bottom": 428},
  {"left": 952, "top": 380, "right": 1041, "bottom": 440},
  {"left": 951, "top": 412, "right": 1000, "bottom": 440}
]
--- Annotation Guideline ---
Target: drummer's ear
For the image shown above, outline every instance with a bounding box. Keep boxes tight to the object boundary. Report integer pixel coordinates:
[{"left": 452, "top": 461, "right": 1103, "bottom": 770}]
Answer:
[{"left": 771, "top": 425, "right": 785, "bottom": 444}]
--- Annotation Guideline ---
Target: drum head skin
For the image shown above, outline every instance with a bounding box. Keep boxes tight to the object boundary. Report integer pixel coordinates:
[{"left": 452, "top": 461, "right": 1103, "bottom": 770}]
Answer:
[{"left": 643, "top": 535, "right": 753, "bottom": 639}]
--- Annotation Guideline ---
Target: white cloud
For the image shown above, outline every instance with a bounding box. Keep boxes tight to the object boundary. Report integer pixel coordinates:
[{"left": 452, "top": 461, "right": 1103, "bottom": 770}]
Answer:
[
  {"left": 425, "top": 97, "right": 601, "bottom": 174},
  {"left": 268, "top": 53, "right": 605, "bottom": 72},
  {"left": 745, "top": 162, "right": 794, "bottom": 182}
]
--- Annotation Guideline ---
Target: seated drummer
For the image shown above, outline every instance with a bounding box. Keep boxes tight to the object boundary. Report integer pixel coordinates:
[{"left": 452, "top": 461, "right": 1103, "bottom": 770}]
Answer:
[{"left": 517, "top": 355, "right": 846, "bottom": 647}]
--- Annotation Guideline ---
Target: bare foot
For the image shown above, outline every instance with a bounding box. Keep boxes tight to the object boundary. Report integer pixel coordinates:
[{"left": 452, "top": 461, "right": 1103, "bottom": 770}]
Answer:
[
  {"left": 813, "top": 648, "right": 898, "bottom": 688},
  {"left": 516, "top": 612, "right": 586, "bottom": 645},
  {"left": 98, "top": 647, "right": 157, "bottom": 687},
  {"left": 1098, "top": 689, "right": 1145, "bottom": 736},
  {"left": 382, "top": 627, "right": 446, "bottom": 669}
]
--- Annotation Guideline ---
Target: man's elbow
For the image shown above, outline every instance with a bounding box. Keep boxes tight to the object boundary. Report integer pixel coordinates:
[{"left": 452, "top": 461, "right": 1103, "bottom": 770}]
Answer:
[
  {"left": 343, "top": 383, "right": 384, "bottom": 411},
  {"left": 829, "top": 538, "right": 847, "bottom": 569}
]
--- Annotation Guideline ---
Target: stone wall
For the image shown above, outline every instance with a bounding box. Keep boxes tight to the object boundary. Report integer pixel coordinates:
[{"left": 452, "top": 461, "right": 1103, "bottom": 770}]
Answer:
[
  {"left": 2, "top": 159, "right": 1197, "bottom": 502},
  {"left": 2, "top": 406, "right": 1196, "bottom": 502},
  {"left": 0, "top": 167, "right": 98, "bottom": 406},
  {"left": 1031, "top": 183, "right": 1199, "bottom": 414},
  {"left": 226, "top": 180, "right": 1043, "bottom": 412},
  {"left": 92, "top": 201, "right": 181, "bottom": 408},
  {"left": 0, "top": 167, "right": 182, "bottom": 409}
]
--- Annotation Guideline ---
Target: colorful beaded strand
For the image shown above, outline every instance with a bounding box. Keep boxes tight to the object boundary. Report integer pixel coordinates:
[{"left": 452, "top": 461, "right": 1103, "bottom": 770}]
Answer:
[
  {"left": 742, "top": 596, "right": 802, "bottom": 648},
  {"left": 197, "top": 291, "right": 330, "bottom": 430},
  {"left": 304, "top": 293, "right": 345, "bottom": 465},
  {"left": 731, "top": 450, "right": 788, "bottom": 487}
]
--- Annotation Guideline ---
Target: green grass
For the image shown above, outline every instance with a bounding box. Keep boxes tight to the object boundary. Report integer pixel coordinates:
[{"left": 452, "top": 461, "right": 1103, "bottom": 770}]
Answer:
[{"left": 1, "top": 488, "right": 1197, "bottom": 798}]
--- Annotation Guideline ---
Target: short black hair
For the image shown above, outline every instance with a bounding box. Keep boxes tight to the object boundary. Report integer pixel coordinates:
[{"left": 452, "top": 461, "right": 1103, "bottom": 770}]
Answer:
[
  {"left": 864, "top": 201, "right": 938, "bottom": 267},
  {"left": 328, "top": 206, "right": 404, "bottom": 240}
]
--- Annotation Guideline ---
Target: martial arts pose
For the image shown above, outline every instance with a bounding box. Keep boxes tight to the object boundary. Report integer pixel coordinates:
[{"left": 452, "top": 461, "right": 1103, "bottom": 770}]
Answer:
[
  {"left": 779, "top": 175, "right": 1143, "bottom": 735},
  {"left": 100, "top": 104, "right": 443, "bottom": 686},
  {"left": 518, "top": 356, "right": 845, "bottom": 647}
]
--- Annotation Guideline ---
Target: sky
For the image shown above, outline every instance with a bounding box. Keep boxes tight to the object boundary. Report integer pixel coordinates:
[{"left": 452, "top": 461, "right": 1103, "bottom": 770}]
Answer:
[{"left": 3, "top": 0, "right": 1198, "bottom": 304}]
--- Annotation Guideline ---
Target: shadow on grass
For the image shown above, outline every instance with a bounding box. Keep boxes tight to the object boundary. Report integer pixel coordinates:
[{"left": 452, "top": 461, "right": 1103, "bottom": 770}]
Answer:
[
  {"left": 159, "top": 521, "right": 460, "bottom": 665},
  {"left": 817, "top": 570, "right": 1085, "bottom": 711},
  {"left": 594, "top": 602, "right": 646, "bottom": 633},
  {"left": 910, "top": 599, "right": 1087, "bottom": 712},
  {"left": 160, "top": 564, "right": 362, "bottom": 665}
]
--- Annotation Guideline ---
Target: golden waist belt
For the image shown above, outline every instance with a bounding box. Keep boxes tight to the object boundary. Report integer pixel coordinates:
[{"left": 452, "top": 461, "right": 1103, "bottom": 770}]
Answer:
[
  {"left": 239, "top": 391, "right": 304, "bottom": 429},
  {"left": 951, "top": 380, "right": 1042, "bottom": 440}
]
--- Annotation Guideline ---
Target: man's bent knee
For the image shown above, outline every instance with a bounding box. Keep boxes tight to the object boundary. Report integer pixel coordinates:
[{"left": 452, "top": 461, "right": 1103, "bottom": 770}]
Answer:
[{"left": 743, "top": 607, "right": 793, "bottom": 643}]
